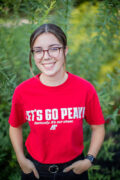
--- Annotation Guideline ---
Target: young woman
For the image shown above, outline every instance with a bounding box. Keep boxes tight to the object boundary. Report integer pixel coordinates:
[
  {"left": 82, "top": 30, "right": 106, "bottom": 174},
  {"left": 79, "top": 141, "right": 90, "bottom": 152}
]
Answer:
[{"left": 9, "top": 23, "right": 105, "bottom": 180}]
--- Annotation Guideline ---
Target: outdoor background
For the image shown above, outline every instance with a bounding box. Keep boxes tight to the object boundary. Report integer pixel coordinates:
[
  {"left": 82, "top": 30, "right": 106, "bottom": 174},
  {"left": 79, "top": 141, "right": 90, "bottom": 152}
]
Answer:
[{"left": 0, "top": 0, "right": 120, "bottom": 179}]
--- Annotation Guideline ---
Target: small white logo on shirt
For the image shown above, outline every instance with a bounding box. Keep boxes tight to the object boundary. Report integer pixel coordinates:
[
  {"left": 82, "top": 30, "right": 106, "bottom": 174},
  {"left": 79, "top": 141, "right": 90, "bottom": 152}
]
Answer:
[{"left": 50, "top": 125, "right": 57, "bottom": 130}]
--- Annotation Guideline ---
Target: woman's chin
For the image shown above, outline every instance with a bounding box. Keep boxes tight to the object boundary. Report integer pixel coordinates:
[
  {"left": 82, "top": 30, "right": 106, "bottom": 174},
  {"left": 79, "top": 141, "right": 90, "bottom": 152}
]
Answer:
[{"left": 42, "top": 70, "right": 57, "bottom": 77}]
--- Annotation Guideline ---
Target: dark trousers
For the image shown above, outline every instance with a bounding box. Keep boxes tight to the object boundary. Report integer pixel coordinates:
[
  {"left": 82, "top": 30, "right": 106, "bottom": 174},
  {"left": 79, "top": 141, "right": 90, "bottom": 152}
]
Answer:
[{"left": 21, "top": 153, "right": 89, "bottom": 180}]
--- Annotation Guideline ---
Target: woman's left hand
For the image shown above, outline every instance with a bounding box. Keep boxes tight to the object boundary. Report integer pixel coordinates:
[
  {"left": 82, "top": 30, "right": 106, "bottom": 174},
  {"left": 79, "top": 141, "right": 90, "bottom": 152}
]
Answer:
[{"left": 63, "top": 159, "right": 92, "bottom": 174}]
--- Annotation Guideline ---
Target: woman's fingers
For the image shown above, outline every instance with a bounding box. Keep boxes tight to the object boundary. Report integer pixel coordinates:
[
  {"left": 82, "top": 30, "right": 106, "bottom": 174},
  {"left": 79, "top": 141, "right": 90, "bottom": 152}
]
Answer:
[
  {"left": 32, "top": 166, "right": 39, "bottom": 179},
  {"left": 63, "top": 164, "right": 74, "bottom": 172},
  {"left": 63, "top": 159, "right": 92, "bottom": 174},
  {"left": 26, "top": 159, "right": 40, "bottom": 179},
  {"left": 19, "top": 157, "right": 39, "bottom": 179}
]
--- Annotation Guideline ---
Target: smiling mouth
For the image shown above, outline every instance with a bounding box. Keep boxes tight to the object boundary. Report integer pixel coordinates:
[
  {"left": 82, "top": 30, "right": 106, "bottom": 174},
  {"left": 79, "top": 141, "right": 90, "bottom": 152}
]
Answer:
[{"left": 42, "top": 62, "right": 56, "bottom": 70}]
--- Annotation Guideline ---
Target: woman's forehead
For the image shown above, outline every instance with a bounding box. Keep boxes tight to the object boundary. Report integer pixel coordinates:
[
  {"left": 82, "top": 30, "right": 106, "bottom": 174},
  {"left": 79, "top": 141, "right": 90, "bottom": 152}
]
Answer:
[{"left": 33, "top": 33, "right": 61, "bottom": 48}]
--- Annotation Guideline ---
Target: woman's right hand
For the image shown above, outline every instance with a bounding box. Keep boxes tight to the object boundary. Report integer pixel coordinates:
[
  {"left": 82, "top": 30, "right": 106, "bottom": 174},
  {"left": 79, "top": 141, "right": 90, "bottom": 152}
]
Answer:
[
  {"left": 9, "top": 126, "right": 39, "bottom": 179},
  {"left": 18, "top": 157, "right": 39, "bottom": 179}
]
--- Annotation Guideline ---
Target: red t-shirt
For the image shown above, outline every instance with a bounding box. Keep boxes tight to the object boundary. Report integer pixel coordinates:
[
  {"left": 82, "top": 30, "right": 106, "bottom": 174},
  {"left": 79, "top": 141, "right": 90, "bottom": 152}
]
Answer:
[{"left": 8, "top": 72, "right": 105, "bottom": 164}]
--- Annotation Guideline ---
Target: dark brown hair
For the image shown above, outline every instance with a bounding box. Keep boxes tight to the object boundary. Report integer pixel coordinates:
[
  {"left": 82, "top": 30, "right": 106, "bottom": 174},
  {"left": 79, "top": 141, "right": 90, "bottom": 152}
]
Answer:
[{"left": 29, "top": 23, "right": 67, "bottom": 76}]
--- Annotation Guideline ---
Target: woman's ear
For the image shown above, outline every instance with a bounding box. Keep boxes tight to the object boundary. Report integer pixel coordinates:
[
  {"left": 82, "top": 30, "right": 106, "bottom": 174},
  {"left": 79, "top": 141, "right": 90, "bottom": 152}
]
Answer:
[{"left": 65, "top": 46, "right": 68, "bottom": 56}]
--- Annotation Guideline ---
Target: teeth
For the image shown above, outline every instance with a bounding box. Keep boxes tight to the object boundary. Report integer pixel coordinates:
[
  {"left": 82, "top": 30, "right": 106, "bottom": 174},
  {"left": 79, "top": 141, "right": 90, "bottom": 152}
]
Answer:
[{"left": 43, "top": 63, "right": 55, "bottom": 69}]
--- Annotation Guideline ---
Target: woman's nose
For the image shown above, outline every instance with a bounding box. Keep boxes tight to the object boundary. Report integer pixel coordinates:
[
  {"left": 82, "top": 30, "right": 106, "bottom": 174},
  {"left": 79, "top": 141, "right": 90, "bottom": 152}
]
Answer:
[{"left": 43, "top": 50, "right": 50, "bottom": 59}]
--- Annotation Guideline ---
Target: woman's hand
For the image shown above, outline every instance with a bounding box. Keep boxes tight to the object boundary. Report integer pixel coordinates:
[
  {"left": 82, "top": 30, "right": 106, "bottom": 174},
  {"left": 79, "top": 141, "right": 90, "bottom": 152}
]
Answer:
[
  {"left": 63, "top": 159, "right": 92, "bottom": 174},
  {"left": 18, "top": 157, "right": 39, "bottom": 179},
  {"left": 9, "top": 126, "right": 39, "bottom": 179}
]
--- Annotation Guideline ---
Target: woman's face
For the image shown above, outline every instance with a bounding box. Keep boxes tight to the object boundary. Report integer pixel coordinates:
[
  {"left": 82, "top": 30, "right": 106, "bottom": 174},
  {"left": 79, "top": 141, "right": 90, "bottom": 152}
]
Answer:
[{"left": 32, "top": 33, "right": 68, "bottom": 77}]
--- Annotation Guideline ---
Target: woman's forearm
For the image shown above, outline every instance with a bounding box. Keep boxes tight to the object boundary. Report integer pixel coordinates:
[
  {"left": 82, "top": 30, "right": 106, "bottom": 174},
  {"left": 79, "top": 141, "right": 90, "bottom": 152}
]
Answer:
[
  {"left": 62, "top": 124, "right": 105, "bottom": 174},
  {"left": 9, "top": 125, "right": 39, "bottom": 178},
  {"left": 9, "top": 125, "right": 25, "bottom": 162},
  {"left": 87, "top": 124, "right": 105, "bottom": 157}
]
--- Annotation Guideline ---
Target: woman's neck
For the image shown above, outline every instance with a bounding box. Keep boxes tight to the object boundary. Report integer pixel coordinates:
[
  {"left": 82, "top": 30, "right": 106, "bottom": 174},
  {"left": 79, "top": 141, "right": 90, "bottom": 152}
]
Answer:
[{"left": 40, "top": 70, "right": 68, "bottom": 87}]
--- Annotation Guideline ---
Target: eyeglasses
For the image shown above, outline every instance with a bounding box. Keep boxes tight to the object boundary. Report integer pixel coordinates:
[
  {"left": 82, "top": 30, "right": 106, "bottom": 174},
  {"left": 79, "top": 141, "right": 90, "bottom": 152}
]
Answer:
[{"left": 31, "top": 46, "right": 64, "bottom": 59}]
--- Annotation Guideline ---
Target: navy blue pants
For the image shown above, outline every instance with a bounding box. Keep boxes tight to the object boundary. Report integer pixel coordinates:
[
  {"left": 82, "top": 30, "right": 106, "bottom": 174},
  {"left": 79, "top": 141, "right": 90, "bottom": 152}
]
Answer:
[{"left": 21, "top": 153, "right": 89, "bottom": 180}]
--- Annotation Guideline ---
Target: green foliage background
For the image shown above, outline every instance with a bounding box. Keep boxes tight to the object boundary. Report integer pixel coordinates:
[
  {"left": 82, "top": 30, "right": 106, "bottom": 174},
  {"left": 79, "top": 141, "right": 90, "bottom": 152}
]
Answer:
[{"left": 0, "top": 0, "right": 120, "bottom": 179}]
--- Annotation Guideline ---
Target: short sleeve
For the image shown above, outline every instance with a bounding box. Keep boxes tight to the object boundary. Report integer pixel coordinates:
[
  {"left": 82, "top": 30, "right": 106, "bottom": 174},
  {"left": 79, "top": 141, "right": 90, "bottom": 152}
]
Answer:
[
  {"left": 85, "top": 87, "right": 105, "bottom": 125},
  {"left": 8, "top": 87, "right": 27, "bottom": 127}
]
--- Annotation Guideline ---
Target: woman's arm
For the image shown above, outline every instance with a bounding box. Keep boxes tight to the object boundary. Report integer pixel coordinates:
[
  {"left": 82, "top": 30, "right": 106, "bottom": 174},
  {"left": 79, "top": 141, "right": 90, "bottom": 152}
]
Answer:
[
  {"left": 9, "top": 125, "right": 39, "bottom": 179},
  {"left": 63, "top": 124, "right": 105, "bottom": 174},
  {"left": 87, "top": 124, "right": 105, "bottom": 157}
]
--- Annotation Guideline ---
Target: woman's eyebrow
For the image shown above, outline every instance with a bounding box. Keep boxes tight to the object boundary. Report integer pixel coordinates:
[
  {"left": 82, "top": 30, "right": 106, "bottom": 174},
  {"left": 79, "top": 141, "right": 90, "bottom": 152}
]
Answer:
[
  {"left": 49, "top": 44, "right": 61, "bottom": 47},
  {"left": 33, "top": 44, "right": 61, "bottom": 49},
  {"left": 33, "top": 46, "right": 42, "bottom": 49}
]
